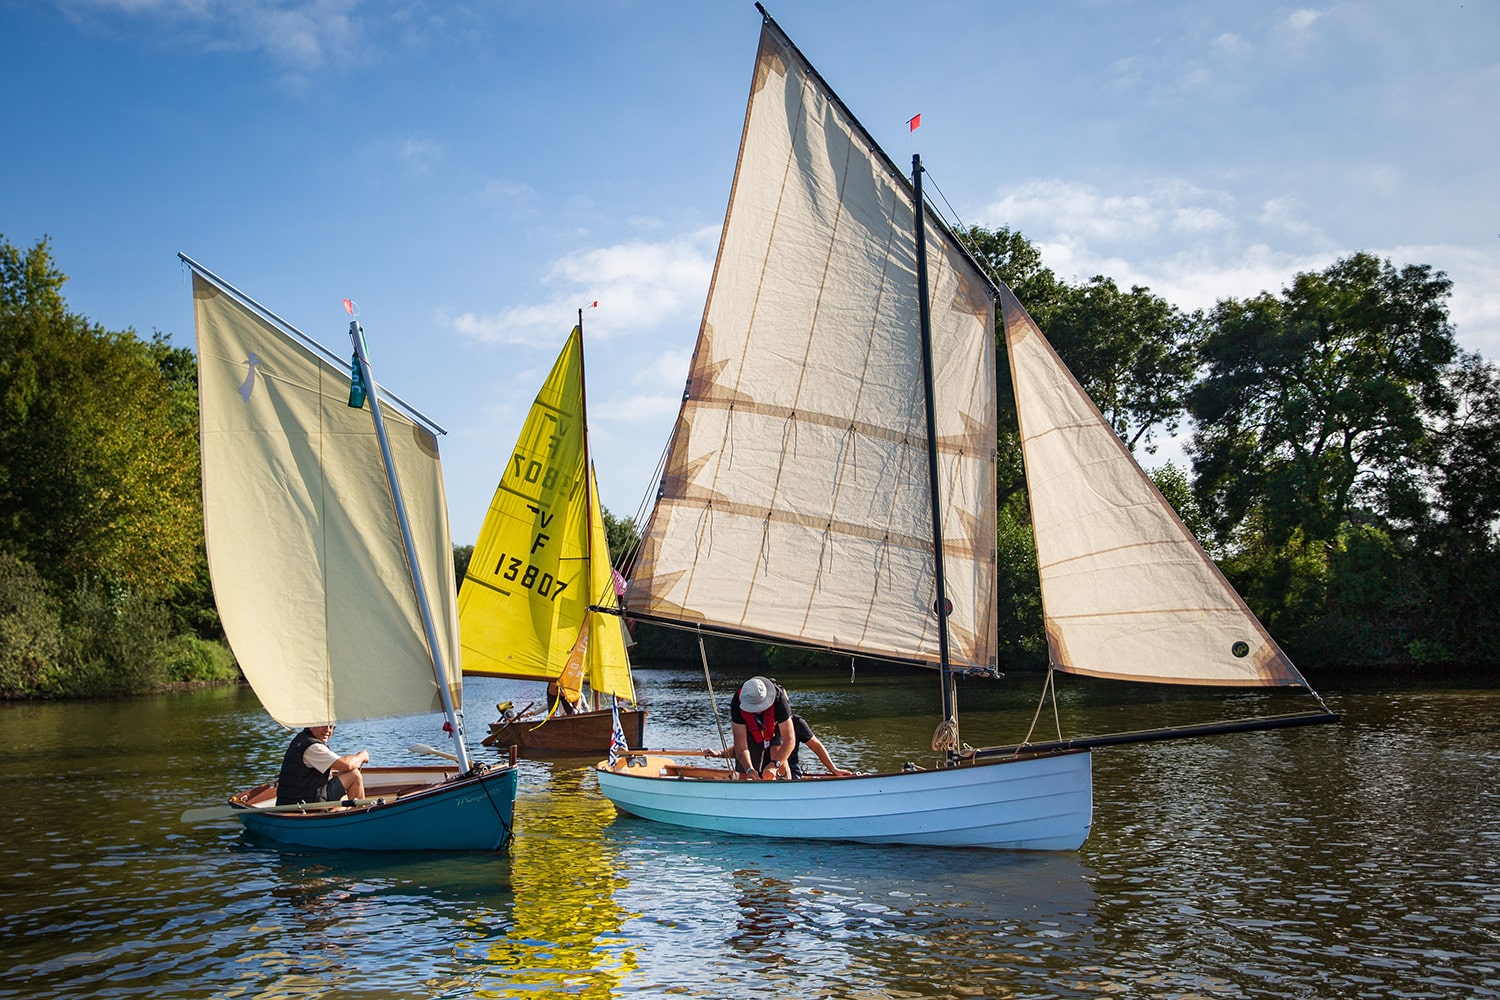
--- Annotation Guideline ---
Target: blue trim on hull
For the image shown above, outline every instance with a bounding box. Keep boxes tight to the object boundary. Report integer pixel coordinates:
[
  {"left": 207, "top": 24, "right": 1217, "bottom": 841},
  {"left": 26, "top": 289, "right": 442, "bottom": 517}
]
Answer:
[{"left": 235, "top": 765, "right": 518, "bottom": 851}]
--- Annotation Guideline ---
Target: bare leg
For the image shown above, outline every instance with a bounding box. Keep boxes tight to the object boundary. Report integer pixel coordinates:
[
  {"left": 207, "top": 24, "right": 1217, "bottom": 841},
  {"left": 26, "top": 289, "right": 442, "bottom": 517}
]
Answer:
[{"left": 340, "top": 768, "right": 366, "bottom": 800}]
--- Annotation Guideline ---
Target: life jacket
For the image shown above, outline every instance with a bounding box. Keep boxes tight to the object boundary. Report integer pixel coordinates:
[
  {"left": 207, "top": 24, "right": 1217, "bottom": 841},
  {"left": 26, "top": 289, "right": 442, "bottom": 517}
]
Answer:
[
  {"left": 276, "top": 728, "right": 332, "bottom": 805},
  {"left": 740, "top": 682, "right": 790, "bottom": 766},
  {"left": 741, "top": 704, "right": 779, "bottom": 747}
]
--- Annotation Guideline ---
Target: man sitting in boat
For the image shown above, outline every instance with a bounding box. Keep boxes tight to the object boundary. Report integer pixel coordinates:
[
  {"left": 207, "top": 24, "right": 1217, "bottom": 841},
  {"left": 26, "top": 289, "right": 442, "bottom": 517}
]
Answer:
[{"left": 275, "top": 724, "right": 368, "bottom": 805}]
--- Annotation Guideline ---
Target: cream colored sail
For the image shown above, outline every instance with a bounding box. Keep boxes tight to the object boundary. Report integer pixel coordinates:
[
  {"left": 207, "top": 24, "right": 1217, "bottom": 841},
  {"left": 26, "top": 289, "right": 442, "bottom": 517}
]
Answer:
[
  {"left": 192, "top": 271, "right": 462, "bottom": 727},
  {"left": 1000, "top": 285, "right": 1307, "bottom": 687},
  {"left": 460, "top": 328, "right": 635, "bottom": 701},
  {"left": 626, "top": 22, "right": 998, "bottom": 670}
]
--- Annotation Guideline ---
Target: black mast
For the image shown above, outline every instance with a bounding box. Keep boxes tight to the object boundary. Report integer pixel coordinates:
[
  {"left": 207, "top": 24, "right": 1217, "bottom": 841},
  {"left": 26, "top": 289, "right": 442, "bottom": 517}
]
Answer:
[{"left": 912, "top": 154, "right": 959, "bottom": 761}]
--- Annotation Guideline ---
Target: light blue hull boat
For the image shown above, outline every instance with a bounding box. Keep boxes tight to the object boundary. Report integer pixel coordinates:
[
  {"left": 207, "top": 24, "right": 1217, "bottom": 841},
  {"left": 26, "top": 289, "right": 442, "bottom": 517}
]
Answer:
[
  {"left": 598, "top": 750, "right": 1093, "bottom": 851},
  {"left": 232, "top": 764, "right": 519, "bottom": 851}
]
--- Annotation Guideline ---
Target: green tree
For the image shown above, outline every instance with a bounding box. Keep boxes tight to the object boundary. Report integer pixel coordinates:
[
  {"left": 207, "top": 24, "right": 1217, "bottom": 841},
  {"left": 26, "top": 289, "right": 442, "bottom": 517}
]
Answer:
[
  {"left": 0, "top": 235, "right": 203, "bottom": 593},
  {"left": 956, "top": 226, "right": 1064, "bottom": 508},
  {"left": 0, "top": 551, "right": 65, "bottom": 698},
  {"left": 453, "top": 544, "right": 474, "bottom": 589},
  {"left": 601, "top": 506, "right": 640, "bottom": 567},
  {"left": 957, "top": 224, "right": 1064, "bottom": 327},
  {"left": 1189, "top": 252, "right": 1456, "bottom": 551},
  {"left": 992, "top": 493, "right": 1044, "bottom": 669},
  {"left": 1407, "top": 351, "right": 1500, "bottom": 663},
  {"left": 1046, "top": 277, "right": 1204, "bottom": 454}
]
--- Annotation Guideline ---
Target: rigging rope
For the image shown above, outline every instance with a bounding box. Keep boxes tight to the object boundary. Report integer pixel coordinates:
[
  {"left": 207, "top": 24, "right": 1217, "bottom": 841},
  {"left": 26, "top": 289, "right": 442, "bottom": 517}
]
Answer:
[{"left": 699, "top": 632, "right": 729, "bottom": 756}]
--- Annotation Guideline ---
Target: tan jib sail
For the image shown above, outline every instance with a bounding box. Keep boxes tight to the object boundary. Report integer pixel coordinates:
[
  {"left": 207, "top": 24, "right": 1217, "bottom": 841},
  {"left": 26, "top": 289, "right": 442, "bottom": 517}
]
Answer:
[
  {"left": 459, "top": 327, "right": 635, "bottom": 702},
  {"left": 192, "top": 270, "right": 463, "bottom": 727},
  {"left": 1000, "top": 284, "right": 1307, "bottom": 687},
  {"left": 625, "top": 21, "right": 998, "bottom": 670}
]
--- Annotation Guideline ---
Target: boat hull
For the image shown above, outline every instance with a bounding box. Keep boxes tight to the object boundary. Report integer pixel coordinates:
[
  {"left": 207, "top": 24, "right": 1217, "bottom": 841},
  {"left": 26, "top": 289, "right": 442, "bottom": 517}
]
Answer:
[
  {"left": 596, "top": 750, "right": 1093, "bottom": 851},
  {"left": 232, "top": 764, "right": 519, "bottom": 851},
  {"left": 484, "top": 707, "right": 646, "bottom": 756}
]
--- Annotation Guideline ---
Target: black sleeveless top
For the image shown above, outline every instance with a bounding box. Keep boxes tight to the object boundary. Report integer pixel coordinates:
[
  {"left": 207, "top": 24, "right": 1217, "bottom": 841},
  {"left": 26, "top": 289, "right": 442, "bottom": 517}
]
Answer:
[{"left": 275, "top": 728, "right": 333, "bottom": 805}]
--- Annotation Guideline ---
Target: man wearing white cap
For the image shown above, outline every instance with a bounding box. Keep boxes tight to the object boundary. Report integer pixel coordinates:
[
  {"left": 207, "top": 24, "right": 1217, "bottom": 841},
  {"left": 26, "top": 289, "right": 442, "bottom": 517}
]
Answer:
[{"left": 729, "top": 675, "right": 795, "bottom": 780}]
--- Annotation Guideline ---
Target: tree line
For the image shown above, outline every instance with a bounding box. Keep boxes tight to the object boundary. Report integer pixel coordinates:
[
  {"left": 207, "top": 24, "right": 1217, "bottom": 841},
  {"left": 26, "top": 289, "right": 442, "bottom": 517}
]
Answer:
[
  {"left": 3, "top": 228, "right": 1496, "bottom": 700},
  {"left": 966, "top": 226, "right": 1499, "bottom": 671},
  {"left": 0, "top": 236, "right": 234, "bottom": 697}
]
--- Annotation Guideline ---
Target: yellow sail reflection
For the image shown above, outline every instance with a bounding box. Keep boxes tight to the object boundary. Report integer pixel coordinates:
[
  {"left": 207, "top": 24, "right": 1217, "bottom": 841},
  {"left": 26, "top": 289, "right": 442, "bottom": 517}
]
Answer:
[
  {"left": 459, "top": 325, "right": 635, "bottom": 703},
  {"left": 473, "top": 766, "right": 638, "bottom": 997}
]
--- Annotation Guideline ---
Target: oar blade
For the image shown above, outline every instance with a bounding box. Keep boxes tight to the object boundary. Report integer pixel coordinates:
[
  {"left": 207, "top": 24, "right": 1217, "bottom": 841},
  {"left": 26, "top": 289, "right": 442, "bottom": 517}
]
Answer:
[{"left": 180, "top": 804, "right": 239, "bottom": 824}]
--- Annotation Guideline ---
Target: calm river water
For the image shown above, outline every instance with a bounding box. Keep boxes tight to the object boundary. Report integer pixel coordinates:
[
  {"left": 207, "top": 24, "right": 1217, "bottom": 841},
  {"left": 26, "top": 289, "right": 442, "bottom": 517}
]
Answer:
[{"left": 1, "top": 665, "right": 1496, "bottom": 999}]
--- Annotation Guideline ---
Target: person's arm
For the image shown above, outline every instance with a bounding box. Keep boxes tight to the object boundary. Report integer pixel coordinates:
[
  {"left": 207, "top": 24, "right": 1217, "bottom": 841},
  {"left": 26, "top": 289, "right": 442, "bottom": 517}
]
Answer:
[
  {"left": 805, "top": 736, "right": 852, "bottom": 776},
  {"left": 329, "top": 749, "right": 368, "bottom": 774},
  {"left": 731, "top": 722, "right": 754, "bottom": 777},
  {"left": 761, "top": 718, "right": 796, "bottom": 780}
]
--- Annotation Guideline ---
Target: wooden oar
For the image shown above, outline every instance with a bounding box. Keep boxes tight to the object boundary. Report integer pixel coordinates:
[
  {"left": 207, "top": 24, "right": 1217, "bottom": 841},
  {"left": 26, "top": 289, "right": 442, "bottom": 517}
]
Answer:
[{"left": 179, "top": 796, "right": 379, "bottom": 824}]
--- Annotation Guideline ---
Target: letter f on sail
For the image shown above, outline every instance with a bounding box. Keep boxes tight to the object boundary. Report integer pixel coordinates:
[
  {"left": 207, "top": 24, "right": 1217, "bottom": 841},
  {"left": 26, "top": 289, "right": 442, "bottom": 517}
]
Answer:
[{"left": 238, "top": 352, "right": 264, "bottom": 403}]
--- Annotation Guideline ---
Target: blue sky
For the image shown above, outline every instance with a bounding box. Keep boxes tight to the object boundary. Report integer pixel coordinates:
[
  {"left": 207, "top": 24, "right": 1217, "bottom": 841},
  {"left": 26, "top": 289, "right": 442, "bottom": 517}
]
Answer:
[{"left": 4, "top": 0, "right": 1497, "bottom": 544}]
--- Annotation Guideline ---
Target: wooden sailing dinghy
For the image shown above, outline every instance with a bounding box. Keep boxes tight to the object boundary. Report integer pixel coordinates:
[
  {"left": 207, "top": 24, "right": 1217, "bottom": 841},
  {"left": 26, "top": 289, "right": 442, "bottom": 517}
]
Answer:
[
  {"left": 594, "top": 7, "right": 1336, "bottom": 851},
  {"left": 181, "top": 256, "right": 518, "bottom": 851},
  {"left": 459, "top": 321, "right": 645, "bottom": 756}
]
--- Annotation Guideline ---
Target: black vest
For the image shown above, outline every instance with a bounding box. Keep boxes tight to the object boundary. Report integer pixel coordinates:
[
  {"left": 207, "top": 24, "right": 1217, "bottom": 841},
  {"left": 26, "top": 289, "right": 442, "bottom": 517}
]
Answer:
[{"left": 276, "top": 729, "right": 332, "bottom": 805}]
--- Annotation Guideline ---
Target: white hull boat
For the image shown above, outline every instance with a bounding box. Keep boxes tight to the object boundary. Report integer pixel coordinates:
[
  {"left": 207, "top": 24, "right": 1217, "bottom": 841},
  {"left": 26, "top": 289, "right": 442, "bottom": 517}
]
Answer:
[
  {"left": 600, "top": 750, "right": 1093, "bottom": 851},
  {"left": 595, "top": 6, "right": 1336, "bottom": 851}
]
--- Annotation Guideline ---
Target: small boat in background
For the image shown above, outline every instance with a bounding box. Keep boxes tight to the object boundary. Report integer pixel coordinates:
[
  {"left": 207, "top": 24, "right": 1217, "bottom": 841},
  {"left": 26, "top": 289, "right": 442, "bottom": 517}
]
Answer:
[{"left": 459, "top": 320, "right": 646, "bottom": 757}]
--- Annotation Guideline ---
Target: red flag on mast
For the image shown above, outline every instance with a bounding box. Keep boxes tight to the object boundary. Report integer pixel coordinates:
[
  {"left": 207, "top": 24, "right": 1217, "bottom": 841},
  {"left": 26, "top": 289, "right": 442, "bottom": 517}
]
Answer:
[{"left": 907, "top": 113, "right": 921, "bottom": 131}]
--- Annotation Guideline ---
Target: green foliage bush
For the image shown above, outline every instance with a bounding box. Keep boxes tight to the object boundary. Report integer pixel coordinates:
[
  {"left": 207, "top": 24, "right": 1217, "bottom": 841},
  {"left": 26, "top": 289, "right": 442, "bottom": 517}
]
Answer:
[
  {"left": 159, "top": 634, "right": 239, "bottom": 684},
  {"left": 0, "top": 550, "right": 65, "bottom": 698},
  {"left": 57, "top": 582, "right": 171, "bottom": 698}
]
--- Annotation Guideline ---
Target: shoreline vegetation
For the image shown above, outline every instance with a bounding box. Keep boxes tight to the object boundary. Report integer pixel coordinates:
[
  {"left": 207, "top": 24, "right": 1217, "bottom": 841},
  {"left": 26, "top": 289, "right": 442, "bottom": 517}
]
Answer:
[{"left": 4, "top": 232, "right": 1499, "bottom": 702}]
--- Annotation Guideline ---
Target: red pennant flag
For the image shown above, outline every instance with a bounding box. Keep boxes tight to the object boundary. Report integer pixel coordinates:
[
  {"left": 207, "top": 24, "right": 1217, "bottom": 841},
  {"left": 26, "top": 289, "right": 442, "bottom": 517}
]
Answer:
[
  {"left": 342, "top": 298, "right": 355, "bottom": 315},
  {"left": 908, "top": 113, "right": 921, "bottom": 131},
  {"left": 592, "top": 300, "right": 599, "bottom": 308}
]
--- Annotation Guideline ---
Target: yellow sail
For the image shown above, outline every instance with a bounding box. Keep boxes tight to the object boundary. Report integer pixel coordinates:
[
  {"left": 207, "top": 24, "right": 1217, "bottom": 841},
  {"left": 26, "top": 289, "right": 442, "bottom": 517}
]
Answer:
[{"left": 459, "top": 327, "right": 634, "bottom": 702}]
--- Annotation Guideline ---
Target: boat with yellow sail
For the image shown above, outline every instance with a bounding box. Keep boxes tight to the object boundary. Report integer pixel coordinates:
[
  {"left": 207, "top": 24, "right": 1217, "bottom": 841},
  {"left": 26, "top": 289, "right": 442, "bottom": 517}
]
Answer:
[{"left": 460, "top": 319, "right": 644, "bottom": 755}]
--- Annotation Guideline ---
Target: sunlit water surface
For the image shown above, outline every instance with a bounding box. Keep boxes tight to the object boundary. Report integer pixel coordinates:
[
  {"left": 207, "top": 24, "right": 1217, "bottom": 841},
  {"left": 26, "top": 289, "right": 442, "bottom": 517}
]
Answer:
[{"left": 1, "top": 667, "right": 1496, "bottom": 998}]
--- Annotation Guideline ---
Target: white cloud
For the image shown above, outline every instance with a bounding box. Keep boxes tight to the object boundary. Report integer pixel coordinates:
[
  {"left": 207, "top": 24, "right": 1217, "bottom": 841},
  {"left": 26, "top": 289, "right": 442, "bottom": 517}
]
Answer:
[
  {"left": 399, "top": 135, "right": 442, "bottom": 172},
  {"left": 478, "top": 177, "right": 536, "bottom": 207},
  {"left": 58, "top": 0, "right": 369, "bottom": 81},
  {"left": 974, "top": 174, "right": 1500, "bottom": 360},
  {"left": 1211, "top": 32, "right": 1251, "bottom": 58},
  {"left": 634, "top": 348, "right": 693, "bottom": 389},
  {"left": 1278, "top": 7, "right": 1325, "bottom": 47},
  {"left": 442, "top": 227, "right": 718, "bottom": 347},
  {"left": 1257, "top": 197, "right": 1321, "bottom": 239}
]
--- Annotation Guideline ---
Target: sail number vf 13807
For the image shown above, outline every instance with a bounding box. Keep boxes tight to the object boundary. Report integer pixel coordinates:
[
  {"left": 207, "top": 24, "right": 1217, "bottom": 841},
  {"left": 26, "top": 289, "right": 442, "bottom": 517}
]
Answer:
[{"left": 488, "top": 548, "right": 570, "bottom": 602}]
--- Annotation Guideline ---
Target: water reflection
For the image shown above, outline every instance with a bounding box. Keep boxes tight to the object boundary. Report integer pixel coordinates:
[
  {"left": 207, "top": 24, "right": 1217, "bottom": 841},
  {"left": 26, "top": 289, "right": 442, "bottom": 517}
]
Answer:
[
  {"left": 475, "top": 760, "right": 637, "bottom": 998},
  {"left": 601, "top": 820, "right": 1098, "bottom": 998},
  {"left": 3, "top": 673, "right": 1500, "bottom": 998},
  {"left": 214, "top": 849, "right": 516, "bottom": 998}
]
